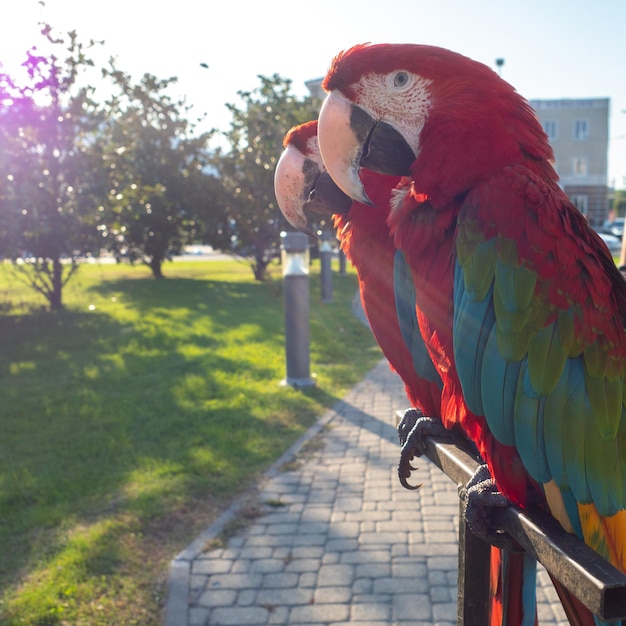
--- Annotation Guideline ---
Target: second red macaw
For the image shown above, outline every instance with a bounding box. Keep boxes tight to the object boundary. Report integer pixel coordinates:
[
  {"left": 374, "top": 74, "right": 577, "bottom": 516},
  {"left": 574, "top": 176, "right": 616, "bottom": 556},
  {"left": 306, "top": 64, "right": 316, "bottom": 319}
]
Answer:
[{"left": 275, "top": 120, "right": 442, "bottom": 418}]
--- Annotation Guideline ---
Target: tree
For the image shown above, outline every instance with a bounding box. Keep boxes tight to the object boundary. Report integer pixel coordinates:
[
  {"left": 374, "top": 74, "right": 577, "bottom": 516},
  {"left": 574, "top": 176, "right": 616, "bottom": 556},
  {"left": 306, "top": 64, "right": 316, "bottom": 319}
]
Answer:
[
  {"left": 209, "top": 74, "right": 320, "bottom": 280},
  {"left": 99, "top": 68, "right": 217, "bottom": 279},
  {"left": 613, "top": 189, "right": 626, "bottom": 218},
  {"left": 0, "top": 27, "right": 107, "bottom": 310}
]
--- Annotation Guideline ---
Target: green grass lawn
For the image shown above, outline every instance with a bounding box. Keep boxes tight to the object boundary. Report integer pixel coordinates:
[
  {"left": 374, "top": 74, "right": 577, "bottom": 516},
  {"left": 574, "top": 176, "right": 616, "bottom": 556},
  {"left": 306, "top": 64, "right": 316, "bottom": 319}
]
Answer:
[{"left": 0, "top": 258, "right": 382, "bottom": 626}]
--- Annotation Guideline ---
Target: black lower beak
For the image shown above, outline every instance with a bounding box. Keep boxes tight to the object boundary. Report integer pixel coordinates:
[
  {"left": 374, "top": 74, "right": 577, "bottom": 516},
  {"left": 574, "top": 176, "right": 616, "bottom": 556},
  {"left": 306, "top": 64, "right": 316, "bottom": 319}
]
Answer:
[
  {"left": 304, "top": 172, "right": 353, "bottom": 218},
  {"left": 360, "top": 120, "right": 415, "bottom": 177}
]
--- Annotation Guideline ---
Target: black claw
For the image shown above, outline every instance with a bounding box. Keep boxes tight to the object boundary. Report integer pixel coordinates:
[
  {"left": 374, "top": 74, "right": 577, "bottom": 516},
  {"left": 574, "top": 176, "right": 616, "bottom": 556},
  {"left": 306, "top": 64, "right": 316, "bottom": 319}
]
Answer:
[
  {"left": 397, "top": 412, "right": 447, "bottom": 491},
  {"left": 397, "top": 407, "right": 423, "bottom": 445},
  {"left": 399, "top": 475, "right": 422, "bottom": 490},
  {"left": 462, "top": 464, "right": 519, "bottom": 551}
]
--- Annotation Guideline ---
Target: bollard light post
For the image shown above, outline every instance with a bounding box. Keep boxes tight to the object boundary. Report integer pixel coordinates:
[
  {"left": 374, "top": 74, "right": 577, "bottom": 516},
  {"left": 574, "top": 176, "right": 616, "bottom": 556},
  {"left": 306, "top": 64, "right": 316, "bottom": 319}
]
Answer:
[
  {"left": 319, "top": 230, "right": 333, "bottom": 303},
  {"left": 280, "top": 231, "right": 315, "bottom": 388},
  {"left": 338, "top": 248, "right": 347, "bottom": 276}
]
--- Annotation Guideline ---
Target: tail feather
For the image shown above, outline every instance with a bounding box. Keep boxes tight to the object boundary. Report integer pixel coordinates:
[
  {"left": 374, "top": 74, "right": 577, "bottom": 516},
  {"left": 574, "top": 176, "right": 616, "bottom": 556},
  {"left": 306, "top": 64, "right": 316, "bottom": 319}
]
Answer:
[
  {"left": 549, "top": 575, "right": 608, "bottom": 626},
  {"left": 579, "top": 505, "right": 626, "bottom": 575},
  {"left": 490, "top": 547, "right": 538, "bottom": 626},
  {"left": 490, "top": 546, "right": 619, "bottom": 626}
]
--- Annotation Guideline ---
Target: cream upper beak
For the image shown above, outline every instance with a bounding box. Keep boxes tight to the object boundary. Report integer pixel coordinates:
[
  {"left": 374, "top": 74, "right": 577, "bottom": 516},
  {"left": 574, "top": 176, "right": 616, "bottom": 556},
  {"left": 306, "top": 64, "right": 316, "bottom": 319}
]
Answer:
[
  {"left": 317, "top": 91, "right": 373, "bottom": 206},
  {"left": 274, "top": 144, "right": 315, "bottom": 233}
]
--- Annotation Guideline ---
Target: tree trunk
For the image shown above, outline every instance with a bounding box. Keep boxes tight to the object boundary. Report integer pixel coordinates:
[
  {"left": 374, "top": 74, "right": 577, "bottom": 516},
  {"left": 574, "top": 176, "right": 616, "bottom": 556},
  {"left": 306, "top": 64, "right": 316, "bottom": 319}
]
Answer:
[
  {"left": 49, "top": 258, "right": 64, "bottom": 311},
  {"left": 252, "top": 257, "right": 268, "bottom": 281},
  {"left": 149, "top": 256, "right": 164, "bottom": 279}
]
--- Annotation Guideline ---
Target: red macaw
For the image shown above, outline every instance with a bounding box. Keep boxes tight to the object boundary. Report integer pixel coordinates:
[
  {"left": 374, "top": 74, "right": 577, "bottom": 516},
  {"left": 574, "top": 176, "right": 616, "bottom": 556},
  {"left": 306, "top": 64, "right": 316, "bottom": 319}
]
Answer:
[
  {"left": 274, "top": 120, "right": 442, "bottom": 417},
  {"left": 275, "top": 119, "right": 545, "bottom": 626},
  {"left": 317, "top": 42, "right": 626, "bottom": 626}
]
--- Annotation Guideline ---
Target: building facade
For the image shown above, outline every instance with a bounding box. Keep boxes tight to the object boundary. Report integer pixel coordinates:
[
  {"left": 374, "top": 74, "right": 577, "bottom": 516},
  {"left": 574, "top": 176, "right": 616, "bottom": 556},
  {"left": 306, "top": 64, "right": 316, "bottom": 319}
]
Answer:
[{"left": 529, "top": 98, "right": 610, "bottom": 226}]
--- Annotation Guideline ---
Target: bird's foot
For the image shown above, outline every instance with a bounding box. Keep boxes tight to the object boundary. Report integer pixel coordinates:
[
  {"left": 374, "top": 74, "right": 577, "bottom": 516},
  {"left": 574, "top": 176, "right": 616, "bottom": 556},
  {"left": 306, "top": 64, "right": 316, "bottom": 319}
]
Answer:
[
  {"left": 397, "top": 409, "right": 447, "bottom": 490},
  {"left": 459, "top": 464, "right": 519, "bottom": 551},
  {"left": 397, "top": 407, "right": 423, "bottom": 446}
]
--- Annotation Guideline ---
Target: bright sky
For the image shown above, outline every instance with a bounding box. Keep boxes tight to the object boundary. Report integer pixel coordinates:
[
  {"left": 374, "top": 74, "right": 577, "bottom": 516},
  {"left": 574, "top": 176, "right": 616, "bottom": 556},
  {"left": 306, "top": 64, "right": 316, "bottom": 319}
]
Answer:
[{"left": 3, "top": 0, "right": 626, "bottom": 186}]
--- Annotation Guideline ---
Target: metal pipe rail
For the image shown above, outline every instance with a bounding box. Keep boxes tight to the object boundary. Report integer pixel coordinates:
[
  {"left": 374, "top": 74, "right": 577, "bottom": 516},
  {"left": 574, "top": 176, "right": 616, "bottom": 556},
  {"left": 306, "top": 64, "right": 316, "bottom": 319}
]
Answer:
[{"left": 405, "top": 422, "right": 626, "bottom": 624}]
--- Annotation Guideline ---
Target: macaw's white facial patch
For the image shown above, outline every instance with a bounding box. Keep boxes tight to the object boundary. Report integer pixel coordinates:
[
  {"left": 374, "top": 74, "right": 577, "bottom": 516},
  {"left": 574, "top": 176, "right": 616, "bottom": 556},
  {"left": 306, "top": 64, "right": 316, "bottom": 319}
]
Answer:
[{"left": 353, "top": 71, "right": 432, "bottom": 158}]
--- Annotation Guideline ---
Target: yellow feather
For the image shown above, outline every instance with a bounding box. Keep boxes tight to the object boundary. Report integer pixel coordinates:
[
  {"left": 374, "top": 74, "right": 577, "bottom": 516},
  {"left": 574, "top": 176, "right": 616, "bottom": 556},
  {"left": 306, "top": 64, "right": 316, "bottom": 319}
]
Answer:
[
  {"left": 544, "top": 480, "right": 575, "bottom": 534},
  {"left": 579, "top": 503, "right": 626, "bottom": 573}
]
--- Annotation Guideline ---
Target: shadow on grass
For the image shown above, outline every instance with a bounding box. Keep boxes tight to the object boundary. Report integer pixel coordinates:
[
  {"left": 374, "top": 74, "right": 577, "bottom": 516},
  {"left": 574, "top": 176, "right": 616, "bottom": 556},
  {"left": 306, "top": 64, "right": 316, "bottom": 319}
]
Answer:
[{"left": 0, "top": 275, "right": 345, "bottom": 597}]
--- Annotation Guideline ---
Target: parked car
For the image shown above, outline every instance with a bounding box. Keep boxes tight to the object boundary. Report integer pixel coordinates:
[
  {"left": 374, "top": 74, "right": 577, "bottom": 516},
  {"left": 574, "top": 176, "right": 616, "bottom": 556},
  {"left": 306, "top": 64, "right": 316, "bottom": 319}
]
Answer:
[
  {"left": 601, "top": 217, "right": 624, "bottom": 239},
  {"left": 598, "top": 232, "right": 622, "bottom": 256}
]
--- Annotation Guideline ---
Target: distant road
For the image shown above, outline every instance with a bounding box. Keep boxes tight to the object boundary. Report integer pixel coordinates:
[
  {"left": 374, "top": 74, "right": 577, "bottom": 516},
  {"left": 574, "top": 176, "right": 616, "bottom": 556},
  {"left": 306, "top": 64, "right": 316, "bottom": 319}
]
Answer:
[{"left": 83, "top": 247, "right": 240, "bottom": 265}]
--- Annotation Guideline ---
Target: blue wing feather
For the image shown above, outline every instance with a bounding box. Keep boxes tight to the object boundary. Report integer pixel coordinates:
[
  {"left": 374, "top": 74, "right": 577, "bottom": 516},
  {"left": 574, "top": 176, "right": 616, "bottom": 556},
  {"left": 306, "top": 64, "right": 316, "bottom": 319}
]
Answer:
[
  {"left": 481, "top": 325, "right": 521, "bottom": 447},
  {"left": 453, "top": 260, "right": 495, "bottom": 416},
  {"left": 393, "top": 250, "right": 442, "bottom": 387},
  {"left": 513, "top": 362, "right": 552, "bottom": 483}
]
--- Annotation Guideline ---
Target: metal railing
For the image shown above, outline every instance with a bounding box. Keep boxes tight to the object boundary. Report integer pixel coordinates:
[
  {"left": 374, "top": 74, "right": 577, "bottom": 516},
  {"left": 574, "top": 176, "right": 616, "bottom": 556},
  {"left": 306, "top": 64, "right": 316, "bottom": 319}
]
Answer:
[{"left": 397, "top": 412, "right": 626, "bottom": 625}]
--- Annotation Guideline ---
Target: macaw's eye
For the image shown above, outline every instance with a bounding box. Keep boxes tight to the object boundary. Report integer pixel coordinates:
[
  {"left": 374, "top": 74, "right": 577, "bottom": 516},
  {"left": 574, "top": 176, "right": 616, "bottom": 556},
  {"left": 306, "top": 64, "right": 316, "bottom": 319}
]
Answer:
[{"left": 394, "top": 71, "right": 409, "bottom": 88}]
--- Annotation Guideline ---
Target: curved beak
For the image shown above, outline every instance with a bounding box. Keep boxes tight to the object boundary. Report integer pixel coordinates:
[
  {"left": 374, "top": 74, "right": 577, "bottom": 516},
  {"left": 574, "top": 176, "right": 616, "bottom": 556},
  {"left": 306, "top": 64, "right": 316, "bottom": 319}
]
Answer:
[
  {"left": 318, "top": 92, "right": 374, "bottom": 205},
  {"left": 318, "top": 91, "right": 415, "bottom": 205},
  {"left": 274, "top": 145, "right": 318, "bottom": 235},
  {"left": 274, "top": 144, "right": 352, "bottom": 236}
]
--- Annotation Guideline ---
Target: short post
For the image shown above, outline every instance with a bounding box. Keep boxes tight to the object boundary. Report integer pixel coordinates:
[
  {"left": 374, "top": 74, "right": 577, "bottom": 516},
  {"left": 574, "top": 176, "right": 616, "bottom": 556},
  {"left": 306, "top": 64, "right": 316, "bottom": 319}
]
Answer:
[
  {"left": 338, "top": 249, "right": 347, "bottom": 276},
  {"left": 280, "top": 231, "right": 315, "bottom": 388},
  {"left": 319, "top": 230, "right": 333, "bottom": 303}
]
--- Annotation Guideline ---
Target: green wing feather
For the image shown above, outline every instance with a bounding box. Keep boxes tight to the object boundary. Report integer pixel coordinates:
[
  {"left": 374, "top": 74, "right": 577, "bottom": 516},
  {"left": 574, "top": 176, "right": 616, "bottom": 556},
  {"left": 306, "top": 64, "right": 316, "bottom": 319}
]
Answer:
[{"left": 454, "top": 165, "right": 626, "bottom": 531}]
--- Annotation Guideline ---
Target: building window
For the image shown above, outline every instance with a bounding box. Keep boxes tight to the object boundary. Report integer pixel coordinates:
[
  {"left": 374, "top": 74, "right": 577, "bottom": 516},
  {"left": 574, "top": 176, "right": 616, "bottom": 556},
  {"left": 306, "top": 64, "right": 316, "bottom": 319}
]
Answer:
[
  {"left": 544, "top": 120, "right": 558, "bottom": 141},
  {"left": 573, "top": 157, "right": 588, "bottom": 176},
  {"left": 571, "top": 195, "right": 589, "bottom": 216},
  {"left": 574, "top": 119, "right": 589, "bottom": 140}
]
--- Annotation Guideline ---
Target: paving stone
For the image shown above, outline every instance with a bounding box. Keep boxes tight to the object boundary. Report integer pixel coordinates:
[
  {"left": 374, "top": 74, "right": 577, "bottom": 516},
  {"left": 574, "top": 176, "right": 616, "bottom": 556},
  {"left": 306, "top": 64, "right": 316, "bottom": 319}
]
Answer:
[
  {"left": 230, "top": 559, "right": 250, "bottom": 573},
  {"left": 327, "top": 521, "right": 360, "bottom": 538},
  {"left": 196, "top": 589, "right": 237, "bottom": 608},
  {"left": 267, "top": 606, "right": 290, "bottom": 624},
  {"left": 290, "top": 546, "right": 324, "bottom": 559},
  {"left": 326, "top": 538, "right": 358, "bottom": 552},
  {"left": 321, "top": 551, "right": 340, "bottom": 565},
  {"left": 350, "top": 602, "right": 391, "bottom": 621},
  {"left": 284, "top": 558, "right": 320, "bottom": 573},
  {"left": 206, "top": 573, "right": 262, "bottom": 589},
  {"left": 238, "top": 546, "right": 273, "bottom": 560},
  {"left": 429, "top": 585, "right": 452, "bottom": 603},
  {"left": 373, "top": 576, "right": 430, "bottom": 595},
  {"left": 354, "top": 562, "right": 390, "bottom": 579},
  {"left": 351, "top": 578, "right": 373, "bottom": 594},
  {"left": 289, "top": 603, "right": 350, "bottom": 623},
  {"left": 341, "top": 549, "right": 390, "bottom": 564},
  {"left": 249, "top": 558, "right": 285, "bottom": 574},
  {"left": 393, "top": 593, "right": 432, "bottom": 621},
  {"left": 314, "top": 586, "right": 352, "bottom": 603},
  {"left": 261, "top": 572, "right": 299, "bottom": 588},
  {"left": 358, "top": 531, "right": 407, "bottom": 545},
  {"left": 317, "top": 564, "right": 354, "bottom": 587},
  {"left": 426, "top": 555, "right": 458, "bottom": 570},
  {"left": 393, "top": 561, "right": 428, "bottom": 578},
  {"left": 208, "top": 606, "right": 269, "bottom": 625},
  {"left": 256, "top": 588, "right": 313, "bottom": 606},
  {"left": 432, "top": 601, "right": 457, "bottom": 622},
  {"left": 188, "top": 607, "right": 210, "bottom": 625},
  {"left": 298, "top": 572, "right": 318, "bottom": 588},
  {"left": 237, "top": 589, "right": 256, "bottom": 606},
  {"left": 192, "top": 559, "right": 232, "bottom": 575}
]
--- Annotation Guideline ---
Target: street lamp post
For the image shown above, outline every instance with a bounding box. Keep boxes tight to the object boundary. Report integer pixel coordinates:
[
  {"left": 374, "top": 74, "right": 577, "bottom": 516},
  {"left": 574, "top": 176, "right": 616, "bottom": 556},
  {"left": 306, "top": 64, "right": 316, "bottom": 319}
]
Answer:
[
  {"left": 280, "top": 231, "right": 315, "bottom": 388},
  {"left": 319, "top": 230, "right": 333, "bottom": 303}
]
